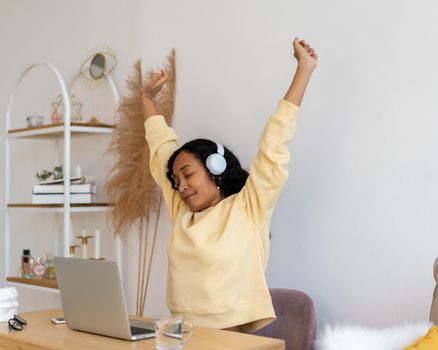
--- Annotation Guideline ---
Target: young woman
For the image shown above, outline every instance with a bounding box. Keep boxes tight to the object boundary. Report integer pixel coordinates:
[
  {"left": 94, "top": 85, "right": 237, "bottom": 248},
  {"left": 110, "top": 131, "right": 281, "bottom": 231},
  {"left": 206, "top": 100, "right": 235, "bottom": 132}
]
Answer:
[{"left": 142, "top": 38, "right": 317, "bottom": 333}]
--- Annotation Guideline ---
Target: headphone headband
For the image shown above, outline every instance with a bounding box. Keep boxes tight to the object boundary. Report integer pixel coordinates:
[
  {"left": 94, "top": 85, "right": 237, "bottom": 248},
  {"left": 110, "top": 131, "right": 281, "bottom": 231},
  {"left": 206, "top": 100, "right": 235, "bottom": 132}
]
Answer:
[{"left": 216, "top": 142, "right": 224, "bottom": 156}]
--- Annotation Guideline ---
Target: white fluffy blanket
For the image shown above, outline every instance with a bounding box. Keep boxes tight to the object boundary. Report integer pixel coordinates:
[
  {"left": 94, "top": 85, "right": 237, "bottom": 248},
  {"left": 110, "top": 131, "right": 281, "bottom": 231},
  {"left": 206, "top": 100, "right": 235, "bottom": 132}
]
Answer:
[{"left": 315, "top": 322, "right": 431, "bottom": 350}]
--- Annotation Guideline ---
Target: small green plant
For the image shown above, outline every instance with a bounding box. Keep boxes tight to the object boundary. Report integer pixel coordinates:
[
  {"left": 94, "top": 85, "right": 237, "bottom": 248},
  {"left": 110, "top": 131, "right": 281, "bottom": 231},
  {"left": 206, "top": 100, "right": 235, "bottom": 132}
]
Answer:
[
  {"left": 36, "top": 165, "right": 63, "bottom": 182},
  {"left": 52, "top": 165, "right": 63, "bottom": 180}
]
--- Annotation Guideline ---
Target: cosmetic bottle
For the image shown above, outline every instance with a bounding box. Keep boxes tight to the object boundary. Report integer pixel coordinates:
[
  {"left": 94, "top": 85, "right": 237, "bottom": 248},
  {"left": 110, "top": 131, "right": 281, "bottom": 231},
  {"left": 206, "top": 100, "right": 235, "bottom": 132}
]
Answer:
[
  {"left": 45, "top": 253, "right": 56, "bottom": 279},
  {"left": 32, "top": 257, "right": 45, "bottom": 279},
  {"left": 21, "top": 249, "right": 32, "bottom": 279}
]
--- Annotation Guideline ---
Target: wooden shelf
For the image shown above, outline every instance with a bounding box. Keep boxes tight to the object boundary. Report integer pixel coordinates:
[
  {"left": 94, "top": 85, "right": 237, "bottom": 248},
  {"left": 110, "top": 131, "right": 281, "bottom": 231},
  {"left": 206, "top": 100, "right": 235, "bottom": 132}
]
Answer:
[
  {"left": 7, "top": 276, "right": 58, "bottom": 289},
  {"left": 7, "top": 203, "right": 111, "bottom": 213},
  {"left": 8, "top": 122, "right": 115, "bottom": 138},
  {"left": 8, "top": 203, "right": 110, "bottom": 207}
]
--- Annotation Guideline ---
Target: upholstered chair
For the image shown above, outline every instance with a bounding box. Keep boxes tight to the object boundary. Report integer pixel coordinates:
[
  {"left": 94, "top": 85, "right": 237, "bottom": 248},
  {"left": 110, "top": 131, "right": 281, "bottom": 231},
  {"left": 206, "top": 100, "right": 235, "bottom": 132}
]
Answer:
[
  {"left": 254, "top": 288, "right": 316, "bottom": 350},
  {"left": 430, "top": 258, "right": 438, "bottom": 324}
]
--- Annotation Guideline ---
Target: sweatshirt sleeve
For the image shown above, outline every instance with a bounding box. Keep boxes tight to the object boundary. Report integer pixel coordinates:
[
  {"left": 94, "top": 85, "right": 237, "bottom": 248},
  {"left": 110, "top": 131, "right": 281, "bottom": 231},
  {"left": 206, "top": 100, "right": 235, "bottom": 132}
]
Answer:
[
  {"left": 238, "top": 100, "right": 299, "bottom": 227},
  {"left": 144, "top": 115, "right": 182, "bottom": 222}
]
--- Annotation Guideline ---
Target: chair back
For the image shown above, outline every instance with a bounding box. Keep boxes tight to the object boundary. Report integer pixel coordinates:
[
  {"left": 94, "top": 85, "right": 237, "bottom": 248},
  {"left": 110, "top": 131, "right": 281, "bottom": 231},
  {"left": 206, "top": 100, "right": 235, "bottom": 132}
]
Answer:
[
  {"left": 254, "top": 288, "right": 316, "bottom": 350},
  {"left": 430, "top": 258, "right": 438, "bottom": 324}
]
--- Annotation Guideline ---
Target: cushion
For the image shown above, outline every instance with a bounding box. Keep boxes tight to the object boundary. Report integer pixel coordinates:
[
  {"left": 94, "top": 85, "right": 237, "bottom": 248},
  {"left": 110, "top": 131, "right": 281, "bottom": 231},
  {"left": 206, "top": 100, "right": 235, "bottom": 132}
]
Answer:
[
  {"left": 315, "top": 322, "right": 430, "bottom": 350},
  {"left": 403, "top": 326, "right": 438, "bottom": 349}
]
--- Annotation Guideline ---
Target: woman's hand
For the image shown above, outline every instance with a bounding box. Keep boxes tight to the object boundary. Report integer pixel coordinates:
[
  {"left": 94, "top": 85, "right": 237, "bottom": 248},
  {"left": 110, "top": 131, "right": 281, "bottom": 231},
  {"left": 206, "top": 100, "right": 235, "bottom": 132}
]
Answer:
[
  {"left": 293, "top": 38, "right": 318, "bottom": 72},
  {"left": 143, "top": 69, "right": 168, "bottom": 100},
  {"left": 142, "top": 70, "right": 168, "bottom": 119},
  {"left": 283, "top": 38, "right": 318, "bottom": 106}
]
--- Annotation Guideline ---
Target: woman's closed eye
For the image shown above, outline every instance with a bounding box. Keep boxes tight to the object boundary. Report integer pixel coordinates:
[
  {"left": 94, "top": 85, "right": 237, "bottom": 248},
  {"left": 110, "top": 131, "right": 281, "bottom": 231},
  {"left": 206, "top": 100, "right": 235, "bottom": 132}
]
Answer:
[{"left": 172, "top": 172, "right": 194, "bottom": 190}]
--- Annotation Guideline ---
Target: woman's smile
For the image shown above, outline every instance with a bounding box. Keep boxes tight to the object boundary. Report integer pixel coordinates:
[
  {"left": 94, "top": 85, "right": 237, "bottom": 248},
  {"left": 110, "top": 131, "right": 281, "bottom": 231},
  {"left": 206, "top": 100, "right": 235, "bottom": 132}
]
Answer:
[{"left": 183, "top": 192, "right": 196, "bottom": 202}]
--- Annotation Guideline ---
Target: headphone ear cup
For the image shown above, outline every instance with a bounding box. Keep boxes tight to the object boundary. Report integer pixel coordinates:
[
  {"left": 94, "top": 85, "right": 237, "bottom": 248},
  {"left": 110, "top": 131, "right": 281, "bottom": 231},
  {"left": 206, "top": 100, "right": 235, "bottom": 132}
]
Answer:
[{"left": 206, "top": 153, "right": 227, "bottom": 175}]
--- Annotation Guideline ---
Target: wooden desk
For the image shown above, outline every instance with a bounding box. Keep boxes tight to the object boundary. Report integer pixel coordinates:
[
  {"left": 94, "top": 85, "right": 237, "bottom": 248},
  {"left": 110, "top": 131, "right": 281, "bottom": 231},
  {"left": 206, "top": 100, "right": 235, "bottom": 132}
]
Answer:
[{"left": 0, "top": 309, "right": 284, "bottom": 350}]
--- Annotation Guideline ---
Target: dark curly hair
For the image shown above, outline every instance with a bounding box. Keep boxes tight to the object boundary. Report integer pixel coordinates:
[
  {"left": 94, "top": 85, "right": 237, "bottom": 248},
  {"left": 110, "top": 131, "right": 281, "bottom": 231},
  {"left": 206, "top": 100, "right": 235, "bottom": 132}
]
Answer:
[{"left": 166, "top": 139, "right": 249, "bottom": 198}]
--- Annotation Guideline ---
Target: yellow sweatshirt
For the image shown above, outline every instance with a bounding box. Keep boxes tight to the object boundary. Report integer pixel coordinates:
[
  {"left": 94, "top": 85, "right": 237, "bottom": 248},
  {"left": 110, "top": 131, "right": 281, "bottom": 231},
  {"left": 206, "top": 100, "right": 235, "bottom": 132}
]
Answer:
[{"left": 144, "top": 100, "right": 299, "bottom": 332}]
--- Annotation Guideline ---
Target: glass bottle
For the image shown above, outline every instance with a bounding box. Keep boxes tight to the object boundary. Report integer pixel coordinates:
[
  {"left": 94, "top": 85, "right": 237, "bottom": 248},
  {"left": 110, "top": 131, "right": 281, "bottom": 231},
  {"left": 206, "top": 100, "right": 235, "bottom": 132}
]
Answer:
[
  {"left": 45, "top": 253, "right": 56, "bottom": 279},
  {"left": 21, "top": 249, "right": 32, "bottom": 279},
  {"left": 32, "top": 257, "right": 45, "bottom": 279}
]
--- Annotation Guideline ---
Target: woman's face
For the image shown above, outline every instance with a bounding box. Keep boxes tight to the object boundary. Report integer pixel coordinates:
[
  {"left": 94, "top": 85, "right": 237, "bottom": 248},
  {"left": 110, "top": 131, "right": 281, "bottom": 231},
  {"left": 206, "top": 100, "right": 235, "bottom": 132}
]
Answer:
[{"left": 172, "top": 151, "right": 222, "bottom": 212}]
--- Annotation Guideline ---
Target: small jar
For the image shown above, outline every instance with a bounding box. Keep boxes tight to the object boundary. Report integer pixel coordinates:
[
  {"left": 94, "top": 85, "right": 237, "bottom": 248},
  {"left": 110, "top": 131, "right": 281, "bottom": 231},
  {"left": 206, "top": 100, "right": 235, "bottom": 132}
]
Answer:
[
  {"left": 26, "top": 114, "right": 44, "bottom": 127},
  {"left": 44, "top": 253, "right": 56, "bottom": 279},
  {"left": 32, "top": 257, "right": 45, "bottom": 279}
]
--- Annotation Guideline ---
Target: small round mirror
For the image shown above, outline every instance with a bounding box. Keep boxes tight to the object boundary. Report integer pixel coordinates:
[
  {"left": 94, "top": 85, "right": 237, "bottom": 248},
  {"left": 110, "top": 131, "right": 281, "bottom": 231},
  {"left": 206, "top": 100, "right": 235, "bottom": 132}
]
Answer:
[{"left": 89, "top": 53, "right": 106, "bottom": 80}]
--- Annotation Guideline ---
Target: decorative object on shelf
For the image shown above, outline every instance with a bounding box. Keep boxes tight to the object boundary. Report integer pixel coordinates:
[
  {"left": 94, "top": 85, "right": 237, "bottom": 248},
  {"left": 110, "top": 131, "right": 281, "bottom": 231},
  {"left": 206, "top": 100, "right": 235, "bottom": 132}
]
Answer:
[
  {"left": 94, "top": 228, "right": 101, "bottom": 259},
  {"left": 20, "top": 249, "right": 32, "bottom": 279},
  {"left": 44, "top": 253, "right": 56, "bottom": 279},
  {"left": 86, "top": 116, "right": 101, "bottom": 125},
  {"left": 106, "top": 49, "right": 176, "bottom": 316},
  {"left": 69, "top": 244, "right": 79, "bottom": 258},
  {"left": 51, "top": 94, "right": 83, "bottom": 123},
  {"left": 75, "top": 164, "right": 82, "bottom": 178},
  {"left": 36, "top": 175, "right": 95, "bottom": 186},
  {"left": 77, "top": 228, "right": 93, "bottom": 259},
  {"left": 78, "top": 47, "right": 118, "bottom": 125},
  {"left": 17, "top": 252, "right": 56, "bottom": 281},
  {"left": 33, "top": 182, "right": 96, "bottom": 194},
  {"left": 32, "top": 192, "right": 95, "bottom": 204},
  {"left": 79, "top": 48, "right": 117, "bottom": 82},
  {"left": 32, "top": 257, "right": 45, "bottom": 279},
  {"left": 35, "top": 165, "right": 63, "bottom": 183},
  {"left": 26, "top": 113, "right": 44, "bottom": 127},
  {"left": 33, "top": 164, "right": 96, "bottom": 204}
]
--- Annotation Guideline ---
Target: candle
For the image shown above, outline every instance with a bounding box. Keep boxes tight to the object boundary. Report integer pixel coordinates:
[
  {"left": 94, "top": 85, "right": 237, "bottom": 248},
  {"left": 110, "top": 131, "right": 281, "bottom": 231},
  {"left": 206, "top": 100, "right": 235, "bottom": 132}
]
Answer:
[
  {"left": 94, "top": 228, "right": 101, "bottom": 259},
  {"left": 76, "top": 164, "right": 82, "bottom": 178},
  {"left": 81, "top": 228, "right": 87, "bottom": 259},
  {"left": 82, "top": 242, "right": 88, "bottom": 259},
  {"left": 69, "top": 245, "right": 77, "bottom": 258},
  {"left": 70, "top": 217, "right": 74, "bottom": 244}
]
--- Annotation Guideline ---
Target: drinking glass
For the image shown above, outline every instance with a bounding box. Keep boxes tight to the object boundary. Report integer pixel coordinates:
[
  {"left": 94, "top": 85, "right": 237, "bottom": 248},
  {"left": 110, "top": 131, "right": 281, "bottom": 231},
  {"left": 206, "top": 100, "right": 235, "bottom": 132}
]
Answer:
[{"left": 155, "top": 314, "right": 193, "bottom": 350}]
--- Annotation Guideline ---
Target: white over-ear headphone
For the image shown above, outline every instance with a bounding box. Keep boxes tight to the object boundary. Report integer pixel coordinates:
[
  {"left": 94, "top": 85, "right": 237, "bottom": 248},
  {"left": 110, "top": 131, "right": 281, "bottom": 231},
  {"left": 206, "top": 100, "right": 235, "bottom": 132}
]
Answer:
[{"left": 206, "top": 142, "right": 227, "bottom": 175}]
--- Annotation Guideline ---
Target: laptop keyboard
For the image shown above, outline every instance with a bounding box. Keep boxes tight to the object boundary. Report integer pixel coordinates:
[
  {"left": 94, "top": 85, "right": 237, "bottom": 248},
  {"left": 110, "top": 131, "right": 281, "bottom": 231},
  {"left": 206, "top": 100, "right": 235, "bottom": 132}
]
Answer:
[{"left": 131, "top": 326, "right": 151, "bottom": 335}]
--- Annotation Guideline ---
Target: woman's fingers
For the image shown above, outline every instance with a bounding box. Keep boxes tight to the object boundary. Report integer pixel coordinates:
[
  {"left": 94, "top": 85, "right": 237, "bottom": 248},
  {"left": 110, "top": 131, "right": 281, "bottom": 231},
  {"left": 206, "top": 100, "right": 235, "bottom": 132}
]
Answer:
[
  {"left": 296, "top": 38, "right": 316, "bottom": 57},
  {"left": 154, "top": 76, "right": 168, "bottom": 89},
  {"left": 143, "top": 70, "right": 168, "bottom": 97},
  {"left": 151, "top": 72, "right": 168, "bottom": 89},
  {"left": 147, "top": 70, "right": 165, "bottom": 86},
  {"left": 149, "top": 72, "right": 162, "bottom": 85},
  {"left": 144, "top": 71, "right": 168, "bottom": 97}
]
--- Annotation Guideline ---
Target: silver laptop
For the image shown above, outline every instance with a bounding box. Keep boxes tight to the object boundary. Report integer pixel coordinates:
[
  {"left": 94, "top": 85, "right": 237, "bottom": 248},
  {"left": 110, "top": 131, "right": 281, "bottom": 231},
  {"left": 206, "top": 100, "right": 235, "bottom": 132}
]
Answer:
[{"left": 54, "top": 257, "right": 155, "bottom": 340}]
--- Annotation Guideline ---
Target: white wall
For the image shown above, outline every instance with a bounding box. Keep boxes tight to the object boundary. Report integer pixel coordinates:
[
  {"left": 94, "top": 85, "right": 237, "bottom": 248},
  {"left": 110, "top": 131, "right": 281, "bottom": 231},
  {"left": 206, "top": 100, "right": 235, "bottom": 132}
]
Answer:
[{"left": 1, "top": 0, "right": 438, "bottom": 330}]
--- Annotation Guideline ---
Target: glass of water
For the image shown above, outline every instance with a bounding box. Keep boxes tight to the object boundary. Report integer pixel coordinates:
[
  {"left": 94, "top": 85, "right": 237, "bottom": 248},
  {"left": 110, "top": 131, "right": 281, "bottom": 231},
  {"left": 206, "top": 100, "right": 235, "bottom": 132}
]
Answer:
[{"left": 155, "top": 314, "right": 193, "bottom": 350}]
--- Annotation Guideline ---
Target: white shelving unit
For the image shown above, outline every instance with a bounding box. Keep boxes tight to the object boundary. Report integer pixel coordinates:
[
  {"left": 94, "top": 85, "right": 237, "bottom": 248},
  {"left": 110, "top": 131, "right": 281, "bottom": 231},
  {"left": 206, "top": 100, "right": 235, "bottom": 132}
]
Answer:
[{"left": 3, "top": 62, "right": 121, "bottom": 293}]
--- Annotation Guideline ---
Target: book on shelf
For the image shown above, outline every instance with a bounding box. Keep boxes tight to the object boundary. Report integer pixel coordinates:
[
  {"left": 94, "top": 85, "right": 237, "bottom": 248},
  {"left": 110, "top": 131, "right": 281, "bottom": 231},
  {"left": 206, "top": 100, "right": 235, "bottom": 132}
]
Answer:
[
  {"left": 36, "top": 175, "right": 96, "bottom": 185},
  {"left": 32, "top": 193, "right": 96, "bottom": 204},
  {"left": 33, "top": 183, "right": 96, "bottom": 194}
]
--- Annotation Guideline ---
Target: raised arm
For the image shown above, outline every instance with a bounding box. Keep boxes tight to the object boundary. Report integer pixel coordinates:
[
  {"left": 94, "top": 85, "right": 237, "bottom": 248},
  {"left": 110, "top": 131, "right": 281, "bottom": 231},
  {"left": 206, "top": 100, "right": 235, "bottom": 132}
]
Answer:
[
  {"left": 142, "top": 70, "right": 183, "bottom": 221},
  {"left": 240, "top": 38, "right": 317, "bottom": 228},
  {"left": 283, "top": 38, "right": 318, "bottom": 106},
  {"left": 142, "top": 69, "right": 168, "bottom": 119}
]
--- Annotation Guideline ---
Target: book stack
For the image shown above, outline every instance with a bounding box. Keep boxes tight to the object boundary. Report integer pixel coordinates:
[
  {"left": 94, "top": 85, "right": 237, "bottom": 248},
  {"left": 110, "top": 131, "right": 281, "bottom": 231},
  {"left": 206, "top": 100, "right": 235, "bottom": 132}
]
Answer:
[{"left": 32, "top": 177, "right": 96, "bottom": 204}]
